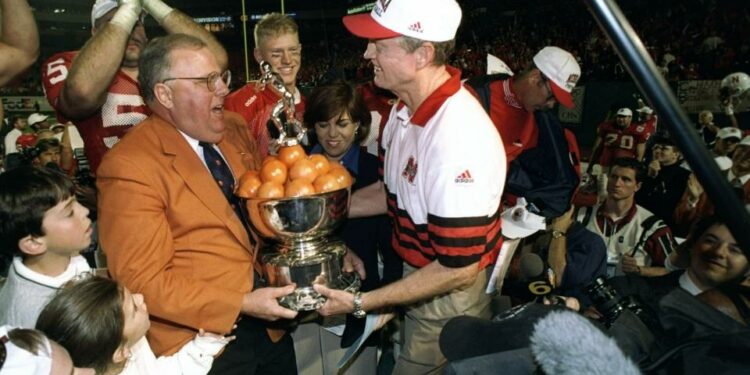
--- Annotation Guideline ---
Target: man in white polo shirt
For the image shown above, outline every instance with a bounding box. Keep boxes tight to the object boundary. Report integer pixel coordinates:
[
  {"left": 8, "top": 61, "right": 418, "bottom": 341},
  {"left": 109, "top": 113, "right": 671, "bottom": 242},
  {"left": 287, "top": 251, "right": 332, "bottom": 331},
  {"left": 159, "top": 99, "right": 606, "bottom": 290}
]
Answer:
[{"left": 314, "top": 0, "right": 505, "bottom": 372}]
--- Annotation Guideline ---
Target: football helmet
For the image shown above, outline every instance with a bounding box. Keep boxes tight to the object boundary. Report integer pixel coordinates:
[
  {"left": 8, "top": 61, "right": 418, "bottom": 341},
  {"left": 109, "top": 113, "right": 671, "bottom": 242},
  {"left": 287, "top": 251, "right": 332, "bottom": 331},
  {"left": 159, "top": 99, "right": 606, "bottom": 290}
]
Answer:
[{"left": 720, "top": 72, "right": 750, "bottom": 100}]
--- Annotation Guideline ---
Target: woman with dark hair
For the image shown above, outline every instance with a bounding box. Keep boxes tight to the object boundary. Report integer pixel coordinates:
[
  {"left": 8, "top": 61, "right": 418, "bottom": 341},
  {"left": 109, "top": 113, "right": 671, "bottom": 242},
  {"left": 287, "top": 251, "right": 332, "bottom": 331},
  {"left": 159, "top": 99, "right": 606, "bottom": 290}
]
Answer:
[
  {"left": 36, "top": 276, "right": 233, "bottom": 374},
  {"left": 304, "top": 80, "right": 371, "bottom": 162}
]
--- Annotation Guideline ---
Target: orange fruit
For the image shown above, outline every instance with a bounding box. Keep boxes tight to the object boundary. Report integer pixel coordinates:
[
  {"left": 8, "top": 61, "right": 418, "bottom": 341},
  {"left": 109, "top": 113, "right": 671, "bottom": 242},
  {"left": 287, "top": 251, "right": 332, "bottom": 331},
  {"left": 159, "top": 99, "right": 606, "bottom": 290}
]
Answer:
[
  {"left": 328, "top": 166, "right": 353, "bottom": 188},
  {"left": 259, "top": 159, "right": 288, "bottom": 184},
  {"left": 262, "top": 155, "right": 280, "bottom": 166},
  {"left": 257, "top": 181, "right": 284, "bottom": 198},
  {"left": 328, "top": 161, "right": 346, "bottom": 171},
  {"left": 308, "top": 154, "right": 331, "bottom": 175},
  {"left": 236, "top": 170, "right": 262, "bottom": 198},
  {"left": 285, "top": 179, "right": 315, "bottom": 197},
  {"left": 278, "top": 144, "right": 306, "bottom": 168},
  {"left": 288, "top": 158, "right": 318, "bottom": 182},
  {"left": 313, "top": 174, "right": 339, "bottom": 193}
]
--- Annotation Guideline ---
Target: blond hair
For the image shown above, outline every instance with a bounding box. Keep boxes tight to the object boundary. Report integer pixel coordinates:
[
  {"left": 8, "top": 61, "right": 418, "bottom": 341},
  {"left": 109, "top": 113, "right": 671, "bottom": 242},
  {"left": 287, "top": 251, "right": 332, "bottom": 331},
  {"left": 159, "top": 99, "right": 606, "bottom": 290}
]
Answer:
[{"left": 254, "top": 13, "right": 298, "bottom": 47}]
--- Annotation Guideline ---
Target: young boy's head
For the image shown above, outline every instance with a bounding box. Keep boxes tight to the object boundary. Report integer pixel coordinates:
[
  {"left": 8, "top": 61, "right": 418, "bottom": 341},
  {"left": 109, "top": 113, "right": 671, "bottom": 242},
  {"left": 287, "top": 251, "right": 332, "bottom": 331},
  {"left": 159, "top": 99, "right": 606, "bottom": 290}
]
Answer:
[{"left": 0, "top": 166, "right": 91, "bottom": 260}]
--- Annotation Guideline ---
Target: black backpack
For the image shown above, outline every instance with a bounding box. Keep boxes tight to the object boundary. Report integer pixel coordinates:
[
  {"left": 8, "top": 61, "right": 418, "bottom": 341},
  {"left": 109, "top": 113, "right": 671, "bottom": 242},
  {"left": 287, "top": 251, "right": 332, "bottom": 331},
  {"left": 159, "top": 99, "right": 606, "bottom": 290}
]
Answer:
[{"left": 465, "top": 75, "right": 580, "bottom": 218}]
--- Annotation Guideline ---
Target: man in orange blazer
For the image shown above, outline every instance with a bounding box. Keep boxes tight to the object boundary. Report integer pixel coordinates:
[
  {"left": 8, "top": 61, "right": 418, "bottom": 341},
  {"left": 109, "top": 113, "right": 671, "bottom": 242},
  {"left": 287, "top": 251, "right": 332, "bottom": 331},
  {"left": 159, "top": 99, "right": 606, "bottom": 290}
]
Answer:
[{"left": 97, "top": 33, "right": 298, "bottom": 374}]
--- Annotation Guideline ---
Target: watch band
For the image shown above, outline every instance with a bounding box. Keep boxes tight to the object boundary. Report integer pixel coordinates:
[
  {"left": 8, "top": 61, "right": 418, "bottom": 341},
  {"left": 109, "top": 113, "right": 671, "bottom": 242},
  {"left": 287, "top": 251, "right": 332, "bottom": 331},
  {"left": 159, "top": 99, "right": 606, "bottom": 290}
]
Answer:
[
  {"left": 352, "top": 291, "right": 366, "bottom": 319},
  {"left": 551, "top": 230, "right": 567, "bottom": 239}
]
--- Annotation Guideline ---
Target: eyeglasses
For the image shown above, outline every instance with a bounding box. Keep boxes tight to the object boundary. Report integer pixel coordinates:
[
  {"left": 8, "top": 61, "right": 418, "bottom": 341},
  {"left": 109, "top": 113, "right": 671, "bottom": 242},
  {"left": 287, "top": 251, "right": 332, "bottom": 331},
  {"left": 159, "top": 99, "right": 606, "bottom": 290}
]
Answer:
[{"left": 161, "top": 70, "right": 231, "bottom": 92}]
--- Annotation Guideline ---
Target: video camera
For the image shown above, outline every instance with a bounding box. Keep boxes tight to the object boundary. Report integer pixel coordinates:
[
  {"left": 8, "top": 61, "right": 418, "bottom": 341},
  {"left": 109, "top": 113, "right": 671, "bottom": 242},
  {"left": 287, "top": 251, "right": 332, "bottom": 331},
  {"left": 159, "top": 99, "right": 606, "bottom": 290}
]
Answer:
[{"left": 585, "top": 276, "right": 653, "bottom": 328}]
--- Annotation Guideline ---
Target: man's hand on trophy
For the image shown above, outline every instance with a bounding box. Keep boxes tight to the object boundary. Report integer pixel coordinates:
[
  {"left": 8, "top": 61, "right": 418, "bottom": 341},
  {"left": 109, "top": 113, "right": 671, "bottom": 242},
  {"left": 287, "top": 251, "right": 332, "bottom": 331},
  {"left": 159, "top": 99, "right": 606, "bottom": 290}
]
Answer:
[
  {"left": 241, "top": 284, "right": 299, "bottom": 321},
  {"left": 314, "top": 284, "right": 356, "bottom": 316},
  {"left": 343, "top": 250, "right": 366, "bottom": 280}
]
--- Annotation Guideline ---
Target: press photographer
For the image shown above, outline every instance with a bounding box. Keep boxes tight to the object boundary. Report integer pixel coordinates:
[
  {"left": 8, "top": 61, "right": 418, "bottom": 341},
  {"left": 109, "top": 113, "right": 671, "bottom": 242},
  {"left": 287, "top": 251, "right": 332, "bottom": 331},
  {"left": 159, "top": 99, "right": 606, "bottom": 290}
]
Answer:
[
  {"left": 585, "top": 215, "right": 750, "bottom": 370},
  {"left": 439, "top": 215, "right": 750, "bottom": 374}
]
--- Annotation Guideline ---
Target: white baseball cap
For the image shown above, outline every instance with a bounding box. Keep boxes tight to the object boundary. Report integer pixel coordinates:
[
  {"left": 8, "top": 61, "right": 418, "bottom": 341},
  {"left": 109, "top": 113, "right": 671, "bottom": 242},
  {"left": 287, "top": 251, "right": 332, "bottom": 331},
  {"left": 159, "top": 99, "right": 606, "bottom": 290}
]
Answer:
[
  {"left": 637, "top": 106, "right": 653, "bottom": 114},
  {"left": 532, "top": 46, "right": 581, "bottom": 108},
  {"left": 342, "top": 0, "right": 462, "bottom": 42},
  {"left": 616, "top": 108, "right": 633, "bottom": 117},
  {"left": 27, "top": 113, "right": 49, "bottom": 126},
  {"left": 500, "top": 198, "right": 547, "bottom": 240},
  {"left": 717, "top": 127, "right": 742, "bottom": 140},
  {"left": 91, "top": 0, "right": 118, "bottom": 28}
]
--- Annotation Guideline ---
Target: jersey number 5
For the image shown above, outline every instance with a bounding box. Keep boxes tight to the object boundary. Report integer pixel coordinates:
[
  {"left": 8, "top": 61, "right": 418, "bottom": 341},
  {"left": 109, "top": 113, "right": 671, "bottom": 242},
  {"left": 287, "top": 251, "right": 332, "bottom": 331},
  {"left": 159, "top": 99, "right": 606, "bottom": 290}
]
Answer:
[{"left": 46, "top": 58, "right": 69, "bottom": 85}]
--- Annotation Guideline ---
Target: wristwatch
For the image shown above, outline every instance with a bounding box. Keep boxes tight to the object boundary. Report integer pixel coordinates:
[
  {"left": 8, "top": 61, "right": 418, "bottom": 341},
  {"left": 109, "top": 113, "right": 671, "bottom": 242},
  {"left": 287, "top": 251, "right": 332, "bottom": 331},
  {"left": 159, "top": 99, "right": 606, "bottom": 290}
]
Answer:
[
  {"left": 352, "top": 291, "right": 366, "bottom": 319},
  {"left": 551, "top": 230, "right": 566, "bottom": 239}
]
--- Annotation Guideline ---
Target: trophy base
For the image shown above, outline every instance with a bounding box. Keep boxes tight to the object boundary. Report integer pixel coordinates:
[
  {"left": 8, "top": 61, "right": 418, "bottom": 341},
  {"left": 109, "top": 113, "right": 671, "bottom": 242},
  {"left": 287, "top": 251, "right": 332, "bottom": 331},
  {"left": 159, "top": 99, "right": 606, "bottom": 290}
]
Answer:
[
  {"left": 278, "top": 271, "right": 360, "bottom": 311},
  {"left": 262, "top": 240, "right": 361, "bottom": 311}
]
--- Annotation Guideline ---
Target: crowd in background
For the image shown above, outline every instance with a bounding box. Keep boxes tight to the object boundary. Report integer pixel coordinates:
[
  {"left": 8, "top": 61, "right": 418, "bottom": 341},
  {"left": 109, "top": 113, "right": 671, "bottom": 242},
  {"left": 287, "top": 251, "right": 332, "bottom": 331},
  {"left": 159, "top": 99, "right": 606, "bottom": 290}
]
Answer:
[
  {"left": 2, "top": 0, "right": 750, "bottom": 97},
  {"left": 1, "top": 0, "right": 750, "bottom": 373}
]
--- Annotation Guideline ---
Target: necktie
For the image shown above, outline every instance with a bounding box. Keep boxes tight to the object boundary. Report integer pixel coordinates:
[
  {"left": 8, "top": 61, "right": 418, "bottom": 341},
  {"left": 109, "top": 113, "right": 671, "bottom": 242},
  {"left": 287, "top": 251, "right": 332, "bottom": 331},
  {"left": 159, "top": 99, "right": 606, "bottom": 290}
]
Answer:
[{"left": 199, "top": 142, "right": 254, "bottom": 243}]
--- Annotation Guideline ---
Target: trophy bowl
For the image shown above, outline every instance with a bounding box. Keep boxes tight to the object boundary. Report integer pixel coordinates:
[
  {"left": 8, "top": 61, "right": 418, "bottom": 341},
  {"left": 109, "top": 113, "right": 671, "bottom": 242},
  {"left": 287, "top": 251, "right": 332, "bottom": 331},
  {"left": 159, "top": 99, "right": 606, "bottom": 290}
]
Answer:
[
  {"left": 244, "top": 187, "right": 359, "bottom": 310},
  {"left": 245, "top": 187, "right": 350, "bottom": 246}
]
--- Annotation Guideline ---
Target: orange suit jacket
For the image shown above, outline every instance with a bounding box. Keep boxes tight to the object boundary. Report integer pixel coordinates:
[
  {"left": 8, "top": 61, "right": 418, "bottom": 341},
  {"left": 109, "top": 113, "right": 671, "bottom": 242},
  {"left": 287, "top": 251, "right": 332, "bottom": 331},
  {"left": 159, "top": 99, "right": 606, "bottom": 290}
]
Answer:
[{"left": 97, "top": 112, "right": 261, "bottom": 355}]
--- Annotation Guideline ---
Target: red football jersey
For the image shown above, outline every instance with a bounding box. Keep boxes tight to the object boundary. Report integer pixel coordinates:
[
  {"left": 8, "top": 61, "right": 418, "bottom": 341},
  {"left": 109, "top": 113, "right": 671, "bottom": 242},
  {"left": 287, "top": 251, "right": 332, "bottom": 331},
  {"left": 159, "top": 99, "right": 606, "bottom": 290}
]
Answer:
[
  {"left": 225, "top": 82, "right": 305, "bottom": 157},
  {"left": 596, "top": 120, "right": 650, "bottom": 166},
  {"left": 42, "top": 51, "right": 150, "bottom": 173}
]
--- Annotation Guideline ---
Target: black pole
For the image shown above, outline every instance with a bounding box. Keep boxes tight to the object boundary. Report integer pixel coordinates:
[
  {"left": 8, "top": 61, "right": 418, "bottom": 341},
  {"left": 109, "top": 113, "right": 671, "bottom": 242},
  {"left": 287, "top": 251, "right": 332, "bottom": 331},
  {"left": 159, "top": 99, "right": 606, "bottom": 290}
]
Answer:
[{"left": 583, "top": 0, "right": 750, "bottom": 256}]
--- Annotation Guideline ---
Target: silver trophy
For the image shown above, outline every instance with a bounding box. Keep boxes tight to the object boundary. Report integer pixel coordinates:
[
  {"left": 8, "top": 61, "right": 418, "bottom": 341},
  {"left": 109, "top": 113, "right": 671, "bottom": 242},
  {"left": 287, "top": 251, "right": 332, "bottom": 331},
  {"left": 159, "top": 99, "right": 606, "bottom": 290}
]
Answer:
[
  {"left": 245, "top": 62, "right": 358, "bottom": 311},
  {"left": 246, "top": 188, "right": 360, "bottom": 311}
]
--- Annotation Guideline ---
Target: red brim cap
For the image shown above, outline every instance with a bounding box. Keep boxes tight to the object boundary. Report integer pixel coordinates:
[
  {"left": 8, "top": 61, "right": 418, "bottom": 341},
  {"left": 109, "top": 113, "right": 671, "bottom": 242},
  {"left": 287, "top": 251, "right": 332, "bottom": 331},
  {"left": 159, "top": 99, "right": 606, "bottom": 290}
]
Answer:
[
  {"left": 342, "top": 13, "right": 402, "bottom": 40},
  {"left": 549, "top": 82, "right": 575, "bottom": 108}
]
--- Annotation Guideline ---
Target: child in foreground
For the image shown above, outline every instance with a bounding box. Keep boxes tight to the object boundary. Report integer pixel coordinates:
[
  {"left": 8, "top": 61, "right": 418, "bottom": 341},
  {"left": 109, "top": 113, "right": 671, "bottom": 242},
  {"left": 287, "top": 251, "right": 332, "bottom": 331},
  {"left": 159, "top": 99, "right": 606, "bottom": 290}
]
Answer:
[{"left": 36, "top": 276, "right": 233, "bottom": 375}]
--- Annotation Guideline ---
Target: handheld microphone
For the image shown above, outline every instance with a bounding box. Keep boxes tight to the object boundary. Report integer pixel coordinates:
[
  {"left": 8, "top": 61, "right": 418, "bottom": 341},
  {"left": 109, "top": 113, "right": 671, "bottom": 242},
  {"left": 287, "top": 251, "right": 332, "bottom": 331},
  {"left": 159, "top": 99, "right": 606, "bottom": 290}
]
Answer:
[
  {"left": 531, "top": 310, "right": 640, "bottom": 374},
  {"left": 520, "top": 253, "right": 555, "bottom": 301}
]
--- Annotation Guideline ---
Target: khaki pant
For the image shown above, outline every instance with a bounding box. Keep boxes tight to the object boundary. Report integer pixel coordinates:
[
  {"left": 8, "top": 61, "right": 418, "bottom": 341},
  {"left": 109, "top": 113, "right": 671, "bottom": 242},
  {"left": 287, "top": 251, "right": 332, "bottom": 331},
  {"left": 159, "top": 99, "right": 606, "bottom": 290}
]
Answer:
[{"left": 393, "top": 263, "right": 491, "bottom": 375}]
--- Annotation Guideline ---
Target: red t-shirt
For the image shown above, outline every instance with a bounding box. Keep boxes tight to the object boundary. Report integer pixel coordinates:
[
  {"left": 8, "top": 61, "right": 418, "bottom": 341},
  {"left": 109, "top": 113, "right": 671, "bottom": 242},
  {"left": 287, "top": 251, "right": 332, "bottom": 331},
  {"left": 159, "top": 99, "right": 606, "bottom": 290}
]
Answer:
[{"left": 465, "top": 78, "right": 538, "bottom": 163}]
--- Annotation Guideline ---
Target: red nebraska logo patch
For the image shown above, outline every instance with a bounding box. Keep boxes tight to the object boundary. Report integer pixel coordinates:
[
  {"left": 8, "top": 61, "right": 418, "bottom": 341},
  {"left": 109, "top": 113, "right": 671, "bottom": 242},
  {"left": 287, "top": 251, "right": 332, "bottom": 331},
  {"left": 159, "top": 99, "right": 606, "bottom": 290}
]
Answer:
[{"left": 402, "top": 156, "right": 417, "bottom": 184}]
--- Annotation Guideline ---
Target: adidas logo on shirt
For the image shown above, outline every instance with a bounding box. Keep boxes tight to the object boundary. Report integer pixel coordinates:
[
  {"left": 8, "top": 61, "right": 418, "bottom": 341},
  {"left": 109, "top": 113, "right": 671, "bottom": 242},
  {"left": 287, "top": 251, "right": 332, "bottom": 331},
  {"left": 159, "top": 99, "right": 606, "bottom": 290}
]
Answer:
[{"left": 455, "top": 170, "right": 474, "bottom": 183}]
